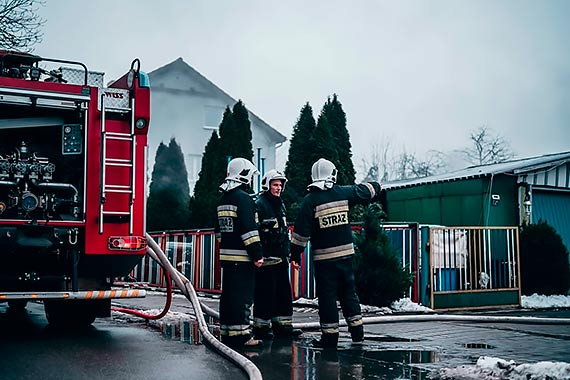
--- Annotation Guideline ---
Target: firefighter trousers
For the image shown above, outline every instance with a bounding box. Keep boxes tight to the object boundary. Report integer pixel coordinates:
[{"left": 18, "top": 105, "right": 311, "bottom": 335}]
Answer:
[
  {"left": 253, "top": 260, "right": 294, "bottom": 335},
  {"left": 219, "top": 262, "right": 255, "bottom": 346},
  {"left": 314, "top": 256, "right": 363, "bottom": 343}
]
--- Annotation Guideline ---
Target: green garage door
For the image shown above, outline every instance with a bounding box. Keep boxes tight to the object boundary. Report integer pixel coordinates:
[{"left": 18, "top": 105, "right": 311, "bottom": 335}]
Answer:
[{"left": 532, "top": 190, "right": 570, "bottom": 253}]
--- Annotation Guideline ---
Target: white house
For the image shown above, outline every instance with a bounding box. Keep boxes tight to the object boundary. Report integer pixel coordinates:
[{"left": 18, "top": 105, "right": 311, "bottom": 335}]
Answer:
[{"left": 147, "top": 58, "right": 287, "bottom": 193}]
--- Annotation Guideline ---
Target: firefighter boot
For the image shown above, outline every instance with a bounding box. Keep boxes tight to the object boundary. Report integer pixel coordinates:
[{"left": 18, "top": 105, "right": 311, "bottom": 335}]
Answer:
[
  {"left": 253, "top": 326, "right": 274, "bottom": 340},
  {"left": 311, "top": 332, "right": 339, "bottom": 349},
  {"left": 349, "top": 325, "right": 364, "bottom": 345}
]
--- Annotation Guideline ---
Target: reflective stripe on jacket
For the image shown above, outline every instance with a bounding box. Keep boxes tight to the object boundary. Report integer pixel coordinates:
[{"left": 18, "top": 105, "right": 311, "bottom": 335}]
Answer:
[
  {"left": 290, "top": 182, "right": 381, "bottom": 262},
  {"left": 216, "top": 186, "right": 263, "bottom": 263}
]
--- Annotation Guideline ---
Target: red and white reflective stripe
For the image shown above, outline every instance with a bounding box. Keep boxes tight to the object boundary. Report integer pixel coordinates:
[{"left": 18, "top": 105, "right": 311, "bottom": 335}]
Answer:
[
  {"left": 82, "top": 289, "right": 145, "bottom": 299},
  {"left": 0, "top": 289, "right": 146, "bottom": 301}
]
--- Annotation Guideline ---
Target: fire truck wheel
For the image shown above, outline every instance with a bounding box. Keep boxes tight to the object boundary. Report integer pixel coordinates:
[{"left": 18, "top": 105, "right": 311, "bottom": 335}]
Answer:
[
  {"left": 8, "top": 300, "right": 28, "bottom": 311},
  {"left": 44, "top": 300, "right": 97, "bottom": 327}
]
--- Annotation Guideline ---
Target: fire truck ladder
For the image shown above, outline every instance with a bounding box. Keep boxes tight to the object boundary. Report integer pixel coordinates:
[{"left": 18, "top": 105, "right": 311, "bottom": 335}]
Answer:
[{"left": 99, "top": 95, "right": 136, "bottom": 235}]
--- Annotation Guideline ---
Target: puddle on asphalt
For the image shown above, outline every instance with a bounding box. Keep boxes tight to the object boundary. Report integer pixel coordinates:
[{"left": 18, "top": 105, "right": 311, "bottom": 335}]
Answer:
[
  {"left": 235, "top": 338, "right": 433, "bottom": 380},
  {"left": 363, "top": 350, "right": 441, "bottom": 364},
  {"left": 463, "top": 343, "right": 495, "bottom": 349},
  {"left": 366, "top": 335, "right": 421, "bottom": 343}
]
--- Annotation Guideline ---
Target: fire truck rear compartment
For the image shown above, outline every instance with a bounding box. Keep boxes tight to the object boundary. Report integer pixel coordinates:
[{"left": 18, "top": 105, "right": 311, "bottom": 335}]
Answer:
[
  {"left": 0, "top": 105, "right": 85, "bottom": 222},
  {"left": 0, "top": 106, "right": 85, "bottom": 289},
  {"left": 0, "top": 87, "right": 145, "bottom": 285}
]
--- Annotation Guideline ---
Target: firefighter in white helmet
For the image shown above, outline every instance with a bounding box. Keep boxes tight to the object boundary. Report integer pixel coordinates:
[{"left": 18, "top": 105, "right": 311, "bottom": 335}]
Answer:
[
  {"left": 290, "top": 158, "right": 382, "bottom": 349},
  {"left": 216, "top": 157, "right": 264, "bottom": 347},
  {"left": 253, "top": 169, "right": 303, "bottom": 340}
]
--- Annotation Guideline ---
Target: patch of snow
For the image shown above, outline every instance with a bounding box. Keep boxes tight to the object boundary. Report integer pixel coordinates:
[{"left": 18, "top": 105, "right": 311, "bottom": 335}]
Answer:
[
  {"left": 293, "top": 297, "right": 319, "bottom": 306},
  {"left": 436, "top": 356, "right": 570, "bottom": 380},
  {"left": 360, "top": 304, "right": 392, "bottom": 314},
  {"left": 521, "top": 294, "right": 570, "bottom": 309},
  {"left": 113, "top": 309, "right": 195, "bottom": 324},
  {"left": 293, "top": 297, "right": 432, "bottom": 314},
  {"left": 391, "top": 297, "right": 432, "bottom": 313}
]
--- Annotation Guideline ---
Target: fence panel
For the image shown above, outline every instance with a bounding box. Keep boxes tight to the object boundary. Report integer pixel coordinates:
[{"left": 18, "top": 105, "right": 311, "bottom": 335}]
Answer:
[
  {"left": 134, "top": 224, "right": 419, "bottom": 301},
  {"left": 383, "top": 224, "right": 420, "bottom": 301},
  {"left": 429, "top": 226, "right": 521, "bottom": 310},
  {"left": 132, "top": 231, "right": 220, "bottom": 293}
]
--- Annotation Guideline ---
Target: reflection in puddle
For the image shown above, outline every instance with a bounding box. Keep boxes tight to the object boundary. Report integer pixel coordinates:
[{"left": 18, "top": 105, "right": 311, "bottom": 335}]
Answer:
[
  {"left": 366, "top": 335, "right": 421, "bottom": 343},
  {"left": 239, "top": 338, "right": 433, "bottom": 380},
  {"left": 463, "top": 343, "right": 495, "bottom": 349},
  {"left": 363, "top": 350, "right": 441, "bottom": 364}
]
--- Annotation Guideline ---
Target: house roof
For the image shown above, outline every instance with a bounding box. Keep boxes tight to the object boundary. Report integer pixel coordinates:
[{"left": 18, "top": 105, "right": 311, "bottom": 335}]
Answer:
[
  {"left": 148, "top": 58, "right": 287, "bottom": 144},
  {"left": 384, "top": 151, "right": 570, "bottom": 190}
]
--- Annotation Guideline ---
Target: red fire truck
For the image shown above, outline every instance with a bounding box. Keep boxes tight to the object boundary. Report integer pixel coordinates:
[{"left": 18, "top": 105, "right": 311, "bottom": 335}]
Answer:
[{"left": 0, "top": 50, "right": 149, "bottom": 326}]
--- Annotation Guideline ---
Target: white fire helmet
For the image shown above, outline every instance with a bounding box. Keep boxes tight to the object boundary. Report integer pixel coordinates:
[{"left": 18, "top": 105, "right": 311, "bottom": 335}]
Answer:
[
  {"left": 261, "top": 169, "right": 287, "bottom": 192},
  {"left": 219, "top": 157, "right": 259, "bottom": 192},
  {"left": 308, "top": 158, "right": 337, "bottom": 190}
]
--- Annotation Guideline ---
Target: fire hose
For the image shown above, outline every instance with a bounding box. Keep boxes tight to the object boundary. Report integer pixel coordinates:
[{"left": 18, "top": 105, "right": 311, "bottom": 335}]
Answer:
[
  {"left": 292, "top": 313, "right": 570, "bottom": 330},
  {"left": 143, "top": 234, "right": 263, "bottom": 380},
  {"left": 111, "top": 270, "right": 173, "bottom": 320}
]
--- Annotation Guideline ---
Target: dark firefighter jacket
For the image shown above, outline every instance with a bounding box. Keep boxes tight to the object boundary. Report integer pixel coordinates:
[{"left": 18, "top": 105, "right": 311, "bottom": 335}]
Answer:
[
  {"left": 256, "top": 192, "right": 289, "bottom": 259},
  {"left": 216, "top": 185, "right": 263, "bottom": 263},
  {"left": 290, "top": 182, "right": 381, "bottom": 263}
]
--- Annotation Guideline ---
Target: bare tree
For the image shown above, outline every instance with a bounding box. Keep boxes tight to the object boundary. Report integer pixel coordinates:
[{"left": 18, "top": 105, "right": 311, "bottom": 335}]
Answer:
[
  {"left": 458, "top": 125, "right": 514, "bottom": 165},
  {"left": 0, "top": 0, "right": 45, "bottom": 51},
  {"left": 361, "top": 126, "right": 514, "bottom": 181},
  {"left": 359, "top": 138, "right": 447, "bottom": 181},
  {"left": 393, "top": 149, "right": 447, "bottom": 180},
  {"left": 360, "top": 137, "right": 392, "bottom": 182}
]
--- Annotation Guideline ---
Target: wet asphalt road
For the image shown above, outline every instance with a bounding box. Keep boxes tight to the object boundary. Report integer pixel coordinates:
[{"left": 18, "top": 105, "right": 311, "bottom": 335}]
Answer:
[
  {"left": 2, "top": 297, "right": 570, "bottom": 380},
  {"left": 115, "top": 291, "right": 570, "bottom": 379},
  {"left": 0, "top": 302, "right": 244, "bottom": 380}
]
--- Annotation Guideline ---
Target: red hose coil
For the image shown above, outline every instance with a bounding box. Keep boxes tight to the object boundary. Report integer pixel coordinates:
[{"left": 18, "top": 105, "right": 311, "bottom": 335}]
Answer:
[{"left": 111, "top": 270, "right": 173, "bottom": 320}]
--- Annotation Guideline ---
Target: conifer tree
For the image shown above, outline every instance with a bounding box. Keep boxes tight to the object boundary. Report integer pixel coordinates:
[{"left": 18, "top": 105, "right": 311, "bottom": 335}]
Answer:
[
  {"left": 520, "top": 221, "right": 570, "bottom": 295},
  {"left": 321, "top": 94, "right": 355, "bottom": 185},
  {"left": 353, "top": 204, "right": 413, "bottom": 307},
  {"left": 218, "top": 106, "right": 236, "bottom": 163},
  {"left": 313, "top": 110, "right": 339, "bottom": 166},
  {"left": 230, "top": 100, "right": 254, "bottom": 161},
  {"left": 147, "top": 138, "right": 191, "bottom": 231},
  {"left": 189, "top": 131, "right": 225, "bottom": 228},
  {"left": 283, "top": 103, "right": 317, "bottom": 218},
  {"left": 189, "top": 101, "right": 256, "bottom": 228}
]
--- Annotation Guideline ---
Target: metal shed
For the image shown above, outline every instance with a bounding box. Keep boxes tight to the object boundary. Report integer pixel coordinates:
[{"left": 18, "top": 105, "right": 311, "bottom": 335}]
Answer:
[
  {"left": 383, "top": 151, "right": 570, "bottom": 309},
  {"left": 384, "top": 151, "right": 570, "bottom": 250}
]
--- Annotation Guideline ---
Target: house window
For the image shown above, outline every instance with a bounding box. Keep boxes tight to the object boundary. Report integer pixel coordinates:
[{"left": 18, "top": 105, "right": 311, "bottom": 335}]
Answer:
[
  {"left": 204, "top": 105, "right": 224, "bottom": 129},
  {"left": 186, "top": 154, "right": 202, "bottom": 193}
]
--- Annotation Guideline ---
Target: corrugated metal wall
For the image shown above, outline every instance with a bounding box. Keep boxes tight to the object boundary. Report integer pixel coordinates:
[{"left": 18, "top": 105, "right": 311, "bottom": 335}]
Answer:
[
  {"left": 385, "top": 177, "right": 518, "bottom": 227},
  {"left": 521, "top": 161, "right": 570, "bottom": 188},
  {"left": 532, "top": 190, "right": 570, "bottom": 252},
  {"left": 519, "top": 160, "right": 570, "bottom": 252}
]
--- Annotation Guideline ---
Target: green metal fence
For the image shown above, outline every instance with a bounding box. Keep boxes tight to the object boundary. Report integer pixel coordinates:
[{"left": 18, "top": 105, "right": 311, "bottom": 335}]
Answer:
[{"left": 428, "top": 226, "right": 521, "bottom": 310}]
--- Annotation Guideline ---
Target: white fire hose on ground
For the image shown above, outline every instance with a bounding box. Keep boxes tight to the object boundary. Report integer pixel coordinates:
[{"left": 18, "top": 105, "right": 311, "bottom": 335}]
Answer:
[
  {"left": 174, "top": 271, "right": 570, "bottom": 329},
  {"left": 194, "top": 296, "right": 570, "bottom": 329},
  {"left": 145, "top": 233, "right": 262, "bottom": 380},
  {"left": 292, "top": 313, "right": 570, "bottom": 330},
  {"left": 199, "top": 301, "right": 570, "bottom": 330}
]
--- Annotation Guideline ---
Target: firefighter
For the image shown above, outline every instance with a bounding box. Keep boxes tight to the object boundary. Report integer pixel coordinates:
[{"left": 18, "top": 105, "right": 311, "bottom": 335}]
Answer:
[
  {"left": 290, "top": 158, "right": 381, "bottom": 349},
  {"left": 253, "top": 169, "right": 303, "bottom": 340},
  {"left": 216, "top": 157, "right": 264, "bottom": 348}
]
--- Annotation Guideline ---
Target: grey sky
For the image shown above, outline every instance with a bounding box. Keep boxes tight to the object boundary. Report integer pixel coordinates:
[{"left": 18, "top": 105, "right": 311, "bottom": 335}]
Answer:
[{"left": 37, "top": 1, "right": 570, "bottom": 173}]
